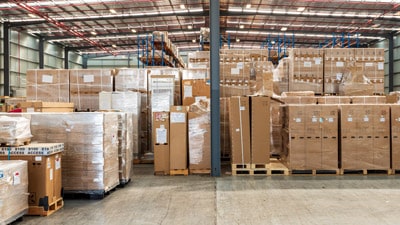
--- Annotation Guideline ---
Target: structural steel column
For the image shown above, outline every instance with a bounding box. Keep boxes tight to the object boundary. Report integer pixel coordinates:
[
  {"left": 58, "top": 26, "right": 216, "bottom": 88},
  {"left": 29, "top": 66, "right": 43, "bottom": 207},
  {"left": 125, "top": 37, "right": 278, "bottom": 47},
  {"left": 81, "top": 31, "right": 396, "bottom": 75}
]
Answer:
[
  {"left": 39, "top": 37, "right": 44, "bottom": 69},
  {"left": 64, "top": 48, "right": 69, "bottom": 69},
  {"left": 3, "top": 22, "right": 10, "bottom": 96},
  {"left": 388, "top": 33, "right": 394, "bottom": 92},
  {"left": 210, "top": 0, "right": 221, "bottom": 177}
]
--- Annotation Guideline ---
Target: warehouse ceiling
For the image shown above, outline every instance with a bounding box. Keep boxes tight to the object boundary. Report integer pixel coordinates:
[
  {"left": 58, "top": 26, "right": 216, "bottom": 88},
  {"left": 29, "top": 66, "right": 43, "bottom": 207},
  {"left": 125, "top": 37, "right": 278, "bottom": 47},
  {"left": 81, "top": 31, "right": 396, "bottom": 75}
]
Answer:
[{"left": 1, "top": 0, "right": 399, "bottom": 56}]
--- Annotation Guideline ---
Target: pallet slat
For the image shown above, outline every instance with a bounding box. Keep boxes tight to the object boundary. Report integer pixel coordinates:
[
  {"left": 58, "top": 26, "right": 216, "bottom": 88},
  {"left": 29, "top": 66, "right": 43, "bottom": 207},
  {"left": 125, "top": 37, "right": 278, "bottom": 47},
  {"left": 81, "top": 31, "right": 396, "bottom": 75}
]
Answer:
[
  {"left": 170, "top": 169, "right": 189, "bottom": 176},
  {"left": 27, "top": 198, "right": 63, "bottom": 216}
]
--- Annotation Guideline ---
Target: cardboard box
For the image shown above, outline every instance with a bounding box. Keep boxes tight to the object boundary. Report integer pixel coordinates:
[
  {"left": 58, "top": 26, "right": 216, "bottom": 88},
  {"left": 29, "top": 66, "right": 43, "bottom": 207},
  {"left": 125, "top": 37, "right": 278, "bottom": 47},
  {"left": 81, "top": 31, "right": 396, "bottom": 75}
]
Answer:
[
  {"left": 182, "top": 79, "right": 210, "bottom": 106},
  {"left": 18, "top": 101, "right": 74, "bottom": 112},
  {"left": 250, "top": 96, "right": 270, "bottom": 164},
  {"left": 317, "top": 96, "right": 351, "bottom": 104},
  {"left": 229, "top": 96, "right": 251, "bottom": 164},
  {"left": 153, "top": 112, "right": 170, "bottom": 174},
  {"left": 0, "top": 160, "right": 28, "bottom": 224},
  {"left": 170, "top": 106, "right": 189, "bottom": 170},
  {"left": 220, "top": 97, "right": 231, "bottom": 158},
  {"left": 351, "top": 96, "right": 386, "bottom": 104},
  {"left": 188, "top": 110, "right": 211, "bottom": 170},
  {"left": 26, "top": 69, "right": 69, "bottom": 102},
  {"left": 391, "top": 105, "right": 400, "bottom": 169}
]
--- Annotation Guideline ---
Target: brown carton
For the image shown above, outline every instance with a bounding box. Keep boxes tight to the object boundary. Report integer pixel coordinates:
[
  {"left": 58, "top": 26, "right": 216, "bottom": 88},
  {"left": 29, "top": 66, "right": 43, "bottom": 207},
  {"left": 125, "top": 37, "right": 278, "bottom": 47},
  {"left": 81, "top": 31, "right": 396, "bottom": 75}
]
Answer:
[
  {"left": 351, "top": 96, "right": 386, "bottom": 104},
  {"left": 317, "top": 96, "right": 351, "bottom": 104},
  {"left": 153, "top": 112, "right": 170, "bottom": 174},
  {"left": 26, "top": 69, "right": 69, "bottom": 102},
  {"left": 170, "top": 106, "right": 189, "bottom": 170},
  {"left": 229, "top": 96, "right": 251, "bottom": 164},
  {"left": 250, "top": 96, "right": 270, "bottom": 164},
  {"left": 182, "top": 79, "right": 210, "bottom": 106},
  {"left": 18, "top": 101, "right": 74, "bottom": 112},
  {"left": 391, "top": 105, "right": 400, "bottom": 169}
]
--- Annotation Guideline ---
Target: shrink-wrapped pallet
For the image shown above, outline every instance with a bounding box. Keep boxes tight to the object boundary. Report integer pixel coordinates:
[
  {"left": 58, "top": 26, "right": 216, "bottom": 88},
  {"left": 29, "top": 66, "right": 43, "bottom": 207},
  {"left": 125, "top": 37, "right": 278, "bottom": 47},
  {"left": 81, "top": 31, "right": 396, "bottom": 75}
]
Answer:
[
  {"left": 28, "top": 113, "right": 119, "bottom": 192},
  {"left": 114, "top": 68, "right": 148, "bottom": 93},
  {"left": 0, "top": 160, "right": 28, "bottom": 224},
  {"left": 26, "top": 69, "right": 69, "bottom": 102},
  {"left": 0, "top": 116, "right": 32, "bottom": 144}
]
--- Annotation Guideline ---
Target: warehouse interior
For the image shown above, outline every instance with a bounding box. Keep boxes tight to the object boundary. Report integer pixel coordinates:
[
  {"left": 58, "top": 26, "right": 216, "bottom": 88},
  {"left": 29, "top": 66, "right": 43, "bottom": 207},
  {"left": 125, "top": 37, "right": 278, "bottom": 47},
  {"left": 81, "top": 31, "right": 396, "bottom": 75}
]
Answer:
[{"left": 1, "top": 0, "right": 400, "bottom": 224}]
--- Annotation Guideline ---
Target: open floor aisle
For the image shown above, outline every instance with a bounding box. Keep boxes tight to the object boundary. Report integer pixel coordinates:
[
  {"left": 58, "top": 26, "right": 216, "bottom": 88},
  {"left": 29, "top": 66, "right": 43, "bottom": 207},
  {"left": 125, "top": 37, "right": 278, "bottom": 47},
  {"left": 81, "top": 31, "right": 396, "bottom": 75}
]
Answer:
[{"left": 16, "top": 165, "right": 400, "bottom": 225}]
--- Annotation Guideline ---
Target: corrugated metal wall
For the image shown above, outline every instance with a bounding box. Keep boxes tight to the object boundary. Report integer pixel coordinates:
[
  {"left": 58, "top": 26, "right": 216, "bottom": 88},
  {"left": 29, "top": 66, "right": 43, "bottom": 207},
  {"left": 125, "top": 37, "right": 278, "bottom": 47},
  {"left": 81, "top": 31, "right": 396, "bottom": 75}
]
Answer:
[
  {"left": 0, "top": 24, "right": 82, "bottom": 96},
  {"left": 373, "top": 34, "right": 400, "bottom": 93}
]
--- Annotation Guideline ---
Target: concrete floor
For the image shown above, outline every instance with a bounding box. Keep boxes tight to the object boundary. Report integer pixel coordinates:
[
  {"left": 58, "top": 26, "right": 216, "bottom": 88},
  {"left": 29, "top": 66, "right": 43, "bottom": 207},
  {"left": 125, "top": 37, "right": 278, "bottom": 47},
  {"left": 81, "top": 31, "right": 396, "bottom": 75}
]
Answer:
[{"left": 16, "top": 165, "right": 400, "bottom": 225}]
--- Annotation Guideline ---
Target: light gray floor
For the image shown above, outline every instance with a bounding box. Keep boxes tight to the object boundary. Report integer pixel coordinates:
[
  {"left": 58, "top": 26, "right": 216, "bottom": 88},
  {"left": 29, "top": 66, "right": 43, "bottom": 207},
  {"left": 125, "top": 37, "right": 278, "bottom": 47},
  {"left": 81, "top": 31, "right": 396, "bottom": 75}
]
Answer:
[{"left": 17, "top": 165, "right": 400, "bottom": 225}]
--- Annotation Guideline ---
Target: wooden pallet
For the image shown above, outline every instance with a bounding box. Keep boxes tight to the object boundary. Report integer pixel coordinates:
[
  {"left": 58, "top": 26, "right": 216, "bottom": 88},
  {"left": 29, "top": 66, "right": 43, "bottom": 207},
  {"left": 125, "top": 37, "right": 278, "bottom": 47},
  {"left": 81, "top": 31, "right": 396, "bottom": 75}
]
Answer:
[
  {"left": 0, "top": 138, "right": 31, "bottom": 147},
  {"left": 27, "top": 197, "right": 64, "bottom": 216},
  {"left": 154, "top": 171, "right": 169, "bottom": 176},
  {"left": 290, "top": 169, "right": 340, "bottom": 175},
  {"left": 231, "top": 164, "right": 252, "bottom": 175},
  {"left": 169, "top": 169, "right": 188, "bottom": 176},
  {"left": 189, "top": 169, "right": 211, "bottom": 175},
  {"left": 266, "top": 158, "right": 290, "bottom": 175},
  {"left": 339, "top": 169, "right": 392, "bottom": 175}
]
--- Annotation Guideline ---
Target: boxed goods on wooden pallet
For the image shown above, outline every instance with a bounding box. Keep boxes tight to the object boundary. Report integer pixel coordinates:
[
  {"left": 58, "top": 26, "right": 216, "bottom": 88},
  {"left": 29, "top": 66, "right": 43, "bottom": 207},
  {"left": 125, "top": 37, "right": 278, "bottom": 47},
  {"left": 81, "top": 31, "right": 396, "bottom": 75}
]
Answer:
[
  {"left": 354, "top": 48, "right": 385, "bottom": 94},
  {"left": 338, "top": 60, "right": 375, "bottom": 96},
  {"left": 170, "top": 106, "right": 189, "bottom": 171},
  {"left": 18, "top": 101, "right": 74, "bottom": 112},
  {"left": 27, "top": 113, "right": 119, "bottom": 193},
  {"left": 282, "top": 105, "right": 339, "bottom": 170},
  {"left": 153, "top": 112, "right": 170, "bottom": 175},
  {"left": 0, "top": 116, "right": 32, "bottom": 145},
  {"left": 0, "top": 160, "right": 28, "bottom": 224},
  {"left": 229, "top": 96, "right": 251, "bottom": 165},
  {"left": 69, "top": 69, "right": 113, "bottom": 111},
  {"left": 182, "top": 69, "right": 210, "bottom": 106},
  {"left": 188, "top": 100, "right": 211, "bottom": 171},
  {"left": 340, "top": 104, "right": 390, "bottom": 170},
  {"left": 324, "top": 48, "right": 355, "bottom": 94},
  {"left": 26, "top": 69, "right": 69, "bottom": 102},
  {"left": 148, "top": 68, "right": 181, "bottom": 106},
  {"left": 288, "top": 48, "right": 323, "bottom": 93},
  {"left": 391, "top": 105, "right": 400, "bottom": 170},
  {"left": 114, "top": 68, "right": 148, "bottom": 93},
  {"left": 116, "top": 113, "right": 134, "bottom": 183},
  {"left": 0, "top": 143, "right": 64, "bottom": 215},
  {"left": 250, "top": 96, "right": 270, "bottom": 165}
]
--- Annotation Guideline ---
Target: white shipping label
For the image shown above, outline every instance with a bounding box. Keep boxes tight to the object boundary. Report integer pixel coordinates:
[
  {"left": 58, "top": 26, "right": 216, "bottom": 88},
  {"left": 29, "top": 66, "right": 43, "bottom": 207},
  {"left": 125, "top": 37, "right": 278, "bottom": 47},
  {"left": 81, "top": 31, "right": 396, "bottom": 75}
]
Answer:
[
  {"left": 235, "top": 128, "right": 240, "bottom": 132},
  {"left": 0, "top": 170, "right": 3, "bottom": 179},
  {"left": 240, "top": 106, "right": 245, "bottom": 111},
  {"left": 156, "top": 127, "right": 167, "bottom": 144},
  {"left": 231, "top": 68, "right": 240, "bottom": 75},
  {"left": 83, "top": 75, "right": 94, "bottom": 83},
  {"left": 364, "top": 116, "right": 369, "bottom": 122},
  {"left": 47, "top": 158, "right": 51, "bottom": 169},
  {"left": 312, "top": 117, "right": 318, "bottom": 123},
  {"left": 336, "top": 62, "right": 344, "bottom": 67},
  {"left": 295, "top": 118, "right": 301, "bottom": 123},
  {"left": 380, "top": 117, "right": 386, "bottom": 122},
  {"left": 378, "top": 62, "right": 384, "bottom": 70},
  {"left": 35, "top": 156, "right": 42, "bottom": 162},
  {"left": 328, "top": 118, "right": 334, "bottom": 123},
  {"left": 348, "top": 117, "right": 353, "bottom": 122},
  {"left": 27, "top": 107, "right": 35, "bottom": 113},
  {"left": 50, "top": 169, "right": 53, "bottom": 181},
  {"left": 315, "top": 58, "right": 321, "bottom": 65},
  {"left": 237, "top": 62, "right": 244, "bottom": 69},
  {"left": 336, "top": 73, "right": 343, "bottom": 81},
  {"left": 55, "top": 158, "right": 61, "bottom": 170},
  {"left": 42, "top": 75, "right": 53, "bottom": 83},
  {"left": 365, "top": 62, "right": 374, "bottom": 67},
  {"left": 170, "top": 112, "right": 186, "bottom": 123},
  {"left": 304, "top": 61, "right": 312, "bottom": 67},
  {"left": 184, "top": 85, "right": 193, "bottom": 98},
  {"left": 13, "top": 171, "right": 20, "bottom": 185}
]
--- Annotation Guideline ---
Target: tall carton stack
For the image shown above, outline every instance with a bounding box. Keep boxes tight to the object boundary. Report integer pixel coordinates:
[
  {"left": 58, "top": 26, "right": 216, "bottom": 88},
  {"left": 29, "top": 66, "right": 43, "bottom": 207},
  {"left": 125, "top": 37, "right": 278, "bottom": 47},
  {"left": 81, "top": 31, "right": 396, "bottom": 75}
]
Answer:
[
  {"left": 29, "top": 113, "right": 119, "bottom": 193},
  {"left": 181, "top": 69, "right": 210, "bottom": 106},
  {"left": 289, "top": 48, "right": 323, "bottom": 93},
  {"left": 340, "top": 105, "right": 390, "bottom": 170},
  {"left": 229, "top": 96, "right": 251, "bottom": 165},
  {"left": 220, "top": 97, "right": 231, "bottom": 159},
  {"left": 354, "top": 48, "right": 385, "bottom": 94},
  {"left": 69, "top": 69, "right": 113, "bottom": 111},
  {"left": 273, "top": 57, "right": 290, "bottom": 94},
  {"left": 391, "top": 105, "right": 400, "bottom": 170},
  {"left": 324, "top": 48, "right": 355, "bottom": 94},
  {"left": 0, "top": 144, "right": 64, "bottom": 215},
  {"left": 188, "top": 100, "right": 211, "bottom": 172},
  {"left": 116, "top": 113, "right": 134, "bottom": 183},
  {"left": 148, "top": 68, "right": 181, "bottom": 105},
  {"left": 26, "top": 69, "right": 69, "bottom": 102},
  {"left": 250, "top": 96, "right": 270, "bottom": 165},
  {"left": 114, "top": 69, "right": 148, "bottom": 156},
  {"left": 282, "top": 105, "right": 338, "bottom": 170},
  {"left": 0, "top": 160, "right": 28, "bottom": 224},
  {"left": 170, "top": 106, "right": 188, "bottom": 172},
  {"left": 153, "top": 112, "right": 170, "bottom": 175},
  {"left": 187, "top": 51, "right": 209, "bottom": 69},
  {"left": 270, "top": 100, "right": 283, "bottom": 155}
]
